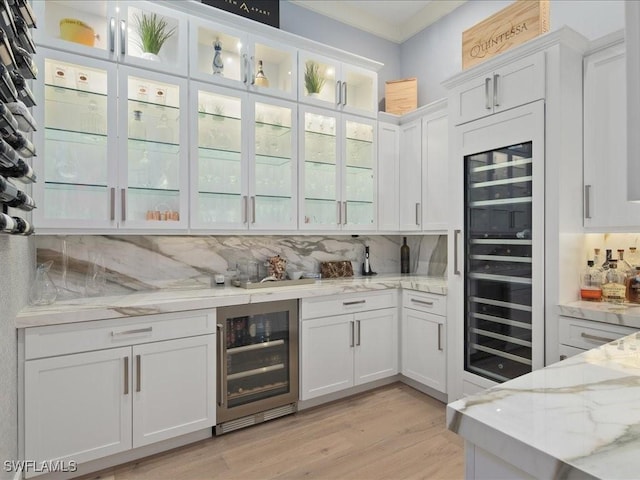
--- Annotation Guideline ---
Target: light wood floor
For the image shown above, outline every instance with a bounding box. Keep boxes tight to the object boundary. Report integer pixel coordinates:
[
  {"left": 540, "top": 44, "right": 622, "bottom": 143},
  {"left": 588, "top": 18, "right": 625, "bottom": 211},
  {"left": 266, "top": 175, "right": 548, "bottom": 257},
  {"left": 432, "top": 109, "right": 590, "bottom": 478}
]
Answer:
[{"left": 81, "top": 383, "right": 464, "bottom": 480}]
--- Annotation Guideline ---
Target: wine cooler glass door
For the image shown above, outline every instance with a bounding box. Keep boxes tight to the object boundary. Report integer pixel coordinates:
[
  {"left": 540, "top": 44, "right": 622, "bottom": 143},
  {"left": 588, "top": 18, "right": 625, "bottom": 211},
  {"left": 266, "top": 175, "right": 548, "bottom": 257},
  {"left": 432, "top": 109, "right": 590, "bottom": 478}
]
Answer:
[{"left": 464, "top": 140, "right": 536, "bottom": 383}]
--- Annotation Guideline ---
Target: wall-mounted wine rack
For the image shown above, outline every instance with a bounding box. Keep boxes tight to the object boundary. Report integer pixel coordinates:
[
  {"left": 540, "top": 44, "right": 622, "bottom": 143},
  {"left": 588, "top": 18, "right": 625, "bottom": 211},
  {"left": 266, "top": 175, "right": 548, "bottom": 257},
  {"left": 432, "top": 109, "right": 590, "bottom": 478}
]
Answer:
[{"left": 0, "top": 0, "right": 37, "bottom": 235}]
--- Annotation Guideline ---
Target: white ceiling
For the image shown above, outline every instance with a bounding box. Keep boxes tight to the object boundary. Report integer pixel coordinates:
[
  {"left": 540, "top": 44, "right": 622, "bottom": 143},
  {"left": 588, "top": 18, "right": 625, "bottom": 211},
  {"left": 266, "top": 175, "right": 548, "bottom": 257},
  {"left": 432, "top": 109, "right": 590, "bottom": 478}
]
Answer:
[{"left": 290, "top": 0, "right": 467, "bottom": 44}]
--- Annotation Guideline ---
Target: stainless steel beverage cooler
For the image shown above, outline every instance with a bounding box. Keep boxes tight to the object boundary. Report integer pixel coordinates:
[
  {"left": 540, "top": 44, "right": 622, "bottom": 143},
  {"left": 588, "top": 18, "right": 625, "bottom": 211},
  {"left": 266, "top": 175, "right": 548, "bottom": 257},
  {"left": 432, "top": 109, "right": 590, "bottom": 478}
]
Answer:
[{"left": 215, "top": 299, "right": 298, "bottom": 434}]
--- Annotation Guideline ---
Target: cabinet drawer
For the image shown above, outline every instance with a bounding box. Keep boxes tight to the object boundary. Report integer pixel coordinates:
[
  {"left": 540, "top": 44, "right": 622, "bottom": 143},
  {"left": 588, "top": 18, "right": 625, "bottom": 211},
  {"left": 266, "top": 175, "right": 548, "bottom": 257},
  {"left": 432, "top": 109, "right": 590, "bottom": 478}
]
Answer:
[
  {"left": 301, "top": 290, "right": 397, "bottom": 320},
  {"left": 558, "top": 316, "right": 637, "bottom": 350},
  {"left": 25, "top": 310, "right": 217, "bottom": 360},
  {"left": 402, "top": 290, "right": 446, "bottom": 316}
]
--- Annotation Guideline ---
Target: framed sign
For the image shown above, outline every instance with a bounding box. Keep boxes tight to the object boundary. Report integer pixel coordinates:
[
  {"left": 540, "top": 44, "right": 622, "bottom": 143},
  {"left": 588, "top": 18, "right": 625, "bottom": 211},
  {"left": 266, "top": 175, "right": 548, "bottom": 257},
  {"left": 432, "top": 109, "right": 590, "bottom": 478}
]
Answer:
[{"left": 201, "top": 0, "right": 279, "bottom": 28}]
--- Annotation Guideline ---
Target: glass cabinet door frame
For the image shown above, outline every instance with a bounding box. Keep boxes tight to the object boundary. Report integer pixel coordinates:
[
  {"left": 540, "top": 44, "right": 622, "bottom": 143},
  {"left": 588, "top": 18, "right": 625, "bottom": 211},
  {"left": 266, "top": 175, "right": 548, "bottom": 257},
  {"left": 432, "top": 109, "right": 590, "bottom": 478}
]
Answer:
[
  {"left": 117, "top": 65, "right": 189, "bottom": 230},
  {"left": 340, "top": 63, "right": 378, "bottom": 119},
  {"left": 298, "top": 51, "right": 340, "bottom": 110},
  {"left": 32, "top": 1, "right": 189, "bottom": 76},
  {"left": 245, "top": 36, "right": 298, "bottom": 102},
  {"left": 247, "top": 95, "right": 298, "bottom": 231},
  {"left": 32, "top": 47, "right": 119, "bottom": 231},
  {"left": 189, "top": 82, "right": 250, "bottom": 231}
]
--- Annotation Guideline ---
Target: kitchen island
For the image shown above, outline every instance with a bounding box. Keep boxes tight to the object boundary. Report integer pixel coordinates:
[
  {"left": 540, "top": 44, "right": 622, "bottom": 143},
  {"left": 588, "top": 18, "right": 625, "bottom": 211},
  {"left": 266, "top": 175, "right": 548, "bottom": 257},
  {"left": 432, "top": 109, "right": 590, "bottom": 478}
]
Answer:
[{"left": 447, "top": 329, "right": 640, "bottom": 479}]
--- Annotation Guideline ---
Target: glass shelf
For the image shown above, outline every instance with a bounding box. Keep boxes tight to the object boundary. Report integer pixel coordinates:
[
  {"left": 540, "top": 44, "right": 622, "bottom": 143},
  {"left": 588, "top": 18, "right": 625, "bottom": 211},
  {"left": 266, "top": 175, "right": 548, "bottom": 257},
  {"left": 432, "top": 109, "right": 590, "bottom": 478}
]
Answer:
[
  {"left": 346, "top": 164, "right": 373, "bottom": 172},
  {"left": 346, "top": 136, "right": 373, "bottom": 145},
  {"left": 256, "top": 194, "right": 291, "bottom": 200},
  {"left": 45, "top": 181, "right": 108, "bottom": 189},
  {"left": 255, "top": 154, "right": 291, "bottom": 167},
  {"left": 305, "top": 196, "right": 337, "bottom": 203},
  {"left": 198, "top": 146, "right": 242, "bottom": 159},
  {"left": 305, "top": 129, "right": 337, "bottom": 139},
  {"left": 198, "top": 190, "right": 241, "bottom": 197},
  {"left": 129, "top": 186, "right": 179, "bottom": 194},
  {"left": 198, "top": 111, "right": 241, "bottom": 122},
  {"left": 305, "top": 159, "right": 337, "bottom": 168},
  {"left": 45, "top": 127, "right": 107, "bottom": 144},
  {"left": 127, "top": 98, "right": 180, "bottom": 112},
  {"left": 256, "top": 121, "right": 292, "bottom": 135},
  {"left": 127, "top": 137, "right": 180, "bottom": 150},
  {"left": 45, "top": 84, "right": 108, "bottom": 99}
]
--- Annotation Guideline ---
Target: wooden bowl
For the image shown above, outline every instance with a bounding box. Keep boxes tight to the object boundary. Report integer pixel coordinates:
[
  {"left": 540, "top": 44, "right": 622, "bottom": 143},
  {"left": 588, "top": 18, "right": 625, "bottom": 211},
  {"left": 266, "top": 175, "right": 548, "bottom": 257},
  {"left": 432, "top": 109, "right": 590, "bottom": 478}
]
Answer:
[{"left": 59, "top": 18, "right": 95, "bottom": 47}]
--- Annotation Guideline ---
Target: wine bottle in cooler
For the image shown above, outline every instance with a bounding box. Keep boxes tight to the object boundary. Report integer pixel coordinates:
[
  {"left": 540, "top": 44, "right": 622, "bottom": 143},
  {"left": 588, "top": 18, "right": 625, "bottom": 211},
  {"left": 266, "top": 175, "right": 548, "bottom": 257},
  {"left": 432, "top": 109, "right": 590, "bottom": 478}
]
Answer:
[
  {"left": 0, "top": 211, "right": 33, "bottom": 234},
  {"left": 0, "top": 174, "right": 35, "bottom": 210}
]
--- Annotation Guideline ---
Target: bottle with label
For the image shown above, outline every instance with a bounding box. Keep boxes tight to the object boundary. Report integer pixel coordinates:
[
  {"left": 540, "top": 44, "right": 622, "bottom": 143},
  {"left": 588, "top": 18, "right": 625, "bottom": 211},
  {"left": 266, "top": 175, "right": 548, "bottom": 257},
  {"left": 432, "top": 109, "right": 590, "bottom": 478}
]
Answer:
[
  {"left": 601, "top": 249, "right": 613, "bottom": 272},
  {"left": 627, "top": 247, "right": 640, "bottom": 269},
  {"left": 580, "top": 260, "right": 602, "bottom": 301},
  {"left": 602, "top": 260, "right": 627, "bottom": 304},
  {"left": 254, "top": 60, "right": 269, "bottom": 87},
  {"left": 401, "top": 236, "right": 410, "bottom": 274},
  {"left": 0, "top": 211, "right": 33, "bottom": 234},
  {"left": 0, "top": 174, "right": 34, "bottom": 210},
  {"left": 628, "top": 267, "right": 640, "bottom": 304}
]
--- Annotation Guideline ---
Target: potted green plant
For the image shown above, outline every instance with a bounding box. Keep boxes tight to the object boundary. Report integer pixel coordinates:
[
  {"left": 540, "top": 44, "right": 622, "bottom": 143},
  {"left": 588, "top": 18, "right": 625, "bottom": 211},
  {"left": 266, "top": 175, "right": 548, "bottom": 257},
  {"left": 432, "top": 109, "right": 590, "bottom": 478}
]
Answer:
[
  {"left": 304, "top": 61, "right": 325, "bottom": 97},
  {"left": 133, "top": 12, "right": 176, "bottom": 62}
]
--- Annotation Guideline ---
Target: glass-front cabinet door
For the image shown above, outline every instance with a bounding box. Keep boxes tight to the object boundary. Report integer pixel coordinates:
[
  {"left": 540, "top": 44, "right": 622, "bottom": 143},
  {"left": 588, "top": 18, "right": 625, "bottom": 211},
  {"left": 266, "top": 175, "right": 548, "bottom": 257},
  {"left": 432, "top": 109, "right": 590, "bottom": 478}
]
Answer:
[
  {"left": 33, "top": 49, "right": 117, "bottom": 230},
  {"left": 190, "top": 84, "right": 247, "bottom": 230},
  {"left": 189, "top": 18, "right": 297, "bottom": 101},
  {"left": 119, "top": 67, "right": 188, "bottom": 229},
  {"left": 32, "top": 1, "right": 188, "bottom": 75},
  {"left": 298, "top": 51, "right": 378, "bottom": 118},
  {"left": 299, "top": 106, "right": 339, "bottom": 229},
  {"left": 250, "top": 98, "right": 297, "bottom": 230},
  {"left": 342, "top": 116, "right": 376, "bottom": 230}
]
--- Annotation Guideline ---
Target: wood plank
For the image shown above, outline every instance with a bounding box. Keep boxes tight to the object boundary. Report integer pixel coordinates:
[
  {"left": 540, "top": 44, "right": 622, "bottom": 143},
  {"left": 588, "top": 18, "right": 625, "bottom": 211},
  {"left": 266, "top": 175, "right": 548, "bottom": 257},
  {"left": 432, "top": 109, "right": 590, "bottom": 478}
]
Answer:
[{"left": 77, "top": 383, "right": 464, "bottom": 480}]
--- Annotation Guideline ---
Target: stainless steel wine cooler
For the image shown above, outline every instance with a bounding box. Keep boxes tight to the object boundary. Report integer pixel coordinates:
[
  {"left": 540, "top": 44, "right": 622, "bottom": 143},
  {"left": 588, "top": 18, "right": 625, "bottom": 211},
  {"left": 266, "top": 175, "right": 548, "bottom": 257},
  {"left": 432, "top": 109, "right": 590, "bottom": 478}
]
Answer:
[{"left": 215, "top": 299, "right": 298, "bottom": 434}]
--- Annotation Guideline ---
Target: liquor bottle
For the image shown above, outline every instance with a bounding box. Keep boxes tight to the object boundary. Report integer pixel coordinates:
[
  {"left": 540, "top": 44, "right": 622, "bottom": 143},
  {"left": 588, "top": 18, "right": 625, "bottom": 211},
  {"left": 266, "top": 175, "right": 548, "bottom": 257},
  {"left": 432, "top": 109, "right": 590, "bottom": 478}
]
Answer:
[
  {"left": 601, "top": 260, "right": 626, "bottom": 304},
  {"left": 580, "top": 260, "right": 602, "bottom": 301},
  {"left": 7, "top": 101, "right": 37, "bottom": 132},
  {"left": 628, "top": 267, "right": 640, "bottom": 304},
  {"left": 254, "top": 60, "right": 269, "bottom": 87},
  {"left": 593, "top": 248, "right": 603, "bottom": 271},
  {"left": 400, "top": 236, "right": 410, "bottom": 274},
  {"left": 0, "top": 174, "right": 35, "bottom": 210},
  {"left": 129, "top": 110, "right": 147, "bottom": 140},
  {"left": 3, "top": 130, "right": 35, "bottom": 157},
  {"left": 0, "top": 212, "right": 33, "bottom": 234},
  {"left": 10, "top": 0, "right": 36, "bottom": 29},
  {"left": 627, "top": 247, "right": 640, "bottom": 269},
  {"left": 212, "top": 38, "right": 224, "bottom": 75},
  {"left": 0, "top": 64, "right": 18, "bottom": 103},
  {"left": 13, "top": 16, "right": 35, "bottom": 54},
  {"left": 602, "top": 249, "right": 613, "bottom": 271},
  {"left": 617, "top": 249, "right": 633, "bottom": 277},
  {"left": 10, "top": 71, "right": 34, "bottom": 107},
  {"left": 0, "top": 157, "right": 35, "bottom": 183},
  {"left": 11, "top": 40, "right": 36, "bottom": 79}
]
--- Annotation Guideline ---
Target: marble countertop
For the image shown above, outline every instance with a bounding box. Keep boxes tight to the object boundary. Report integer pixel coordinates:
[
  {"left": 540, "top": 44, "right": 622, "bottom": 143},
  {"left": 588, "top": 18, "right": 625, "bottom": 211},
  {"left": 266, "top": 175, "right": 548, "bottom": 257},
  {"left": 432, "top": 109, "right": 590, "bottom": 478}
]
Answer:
[
  {"left": 447, "top": 331, "right": 640, "bottom": 479},
  {"left": 16, "top": 275, "right": 447, "bottom": 328},
  {"left": 559, "top": 300, "right": 640, "bottom": 329}
]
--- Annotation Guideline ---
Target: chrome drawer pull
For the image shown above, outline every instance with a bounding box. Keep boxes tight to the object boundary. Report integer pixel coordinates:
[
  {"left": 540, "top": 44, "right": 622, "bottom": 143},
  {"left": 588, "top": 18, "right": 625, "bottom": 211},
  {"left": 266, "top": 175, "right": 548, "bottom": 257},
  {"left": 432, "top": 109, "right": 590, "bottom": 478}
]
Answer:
[
  {"left": 437, "top": 324, "right": 443, "bottom": 351},
  {"left": 123, "top": 356, "right": 129, "bottom": 395},
  {"left": 581, "top": 332, "right": 616, "bottom": 344},
  {"left": 136, "top": 355, "right": 141, "bottom": 392},
  {"left": 343, "top": 300, "right": 366, "bottom": 306},
  {"left": 111, "top": 327, "right": 153, "bottom": 337},
  {"left": 411, "top": 298, "right": 434, "bottom": 306}
]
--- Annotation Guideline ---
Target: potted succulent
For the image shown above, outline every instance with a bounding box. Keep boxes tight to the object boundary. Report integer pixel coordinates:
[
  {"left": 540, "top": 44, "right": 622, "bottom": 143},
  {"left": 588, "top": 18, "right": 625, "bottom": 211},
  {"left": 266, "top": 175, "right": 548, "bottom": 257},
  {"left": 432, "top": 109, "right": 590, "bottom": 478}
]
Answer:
[
  {"left": 133, "top": 12, "right": 176, "bottom": 62},
  {"left": 304, "top": 61, "right": 325, "bottom": 97}
]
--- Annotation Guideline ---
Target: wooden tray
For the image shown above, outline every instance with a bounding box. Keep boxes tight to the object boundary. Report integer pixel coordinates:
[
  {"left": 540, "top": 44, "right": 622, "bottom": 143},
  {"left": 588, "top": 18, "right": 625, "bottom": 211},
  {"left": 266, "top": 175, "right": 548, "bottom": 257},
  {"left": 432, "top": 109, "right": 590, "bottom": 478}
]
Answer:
[{"left": 232, "top": 278, "right": 316, "bottom": 289}]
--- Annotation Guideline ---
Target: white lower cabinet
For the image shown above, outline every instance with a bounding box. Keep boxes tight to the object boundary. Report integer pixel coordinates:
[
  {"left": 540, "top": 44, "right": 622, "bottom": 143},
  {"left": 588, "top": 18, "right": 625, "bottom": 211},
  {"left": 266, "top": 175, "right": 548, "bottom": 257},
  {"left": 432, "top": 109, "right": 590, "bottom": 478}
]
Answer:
[
  {"left": 557, "top": 315, "right": 638, "bottom": 361},
  {"left": 23, "top": 311, "right": 216, "bottom": 476},
  {"left": 300, "top": 292, "right": 398, "bottom": 400},
  {"left": 401, "top": 290, "right": 447, "bottom": 393}
]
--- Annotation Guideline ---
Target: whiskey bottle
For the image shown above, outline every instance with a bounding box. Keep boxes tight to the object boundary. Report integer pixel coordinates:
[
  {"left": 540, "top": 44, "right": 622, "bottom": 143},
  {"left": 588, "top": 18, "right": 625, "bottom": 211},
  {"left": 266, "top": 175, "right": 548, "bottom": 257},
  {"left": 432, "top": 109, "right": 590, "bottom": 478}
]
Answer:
[
  {"left": 601, "top": 260, "right": 626, "bottom": 304},
  {"left": 254, "top": 60, "right": 269, "bottom": 88},
  {"left": 580, "top": 260, "right": 602, "bottom": 301},
  {"left": 627, "top": 247, "right": 640, "bottom": 269},
  {"left": 628, "top": 267, "right": 640, "bottom": 304}
]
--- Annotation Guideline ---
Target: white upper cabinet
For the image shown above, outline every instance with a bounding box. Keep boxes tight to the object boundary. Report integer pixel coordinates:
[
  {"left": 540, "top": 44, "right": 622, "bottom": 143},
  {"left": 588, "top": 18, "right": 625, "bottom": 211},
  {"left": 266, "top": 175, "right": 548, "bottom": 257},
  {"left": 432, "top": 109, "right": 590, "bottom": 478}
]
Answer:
[
  {"left": 33, "top": 1, "right": 189, "bottom": 76},
  {"left": 298, "top": 51, "right": 378, "bottom": 118},
  {"left": 626, "top": 3, "right": 640, "bottom": 202},
  {"left": 189, "top": 17, "right": 298, "bottom": 101},
  {"left": 299, "top": 105, "right": 376, "bottom": 231},
  {"left": 450, "top": 51, "right": 545, "bottom": 125},
  {"left": 398, "top": 119, "right": 422, "bottom": 231},
  {"left": 377, "top": 121, "right": 400, "bottom": 232},
  {"left": 421, "top": 106, "right": 449, "bottom": 231}
]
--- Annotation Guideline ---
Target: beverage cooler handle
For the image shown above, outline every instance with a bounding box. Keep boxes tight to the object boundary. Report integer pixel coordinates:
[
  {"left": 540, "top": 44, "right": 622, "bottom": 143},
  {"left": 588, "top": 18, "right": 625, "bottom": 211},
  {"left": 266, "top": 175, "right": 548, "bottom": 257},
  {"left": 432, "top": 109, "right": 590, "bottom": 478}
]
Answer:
[
  {"left": 217, "top": 324, "right": 225, "bottom": 407},
  {"left": 454, "top": 229, "right": 461, "bottom": 275}
]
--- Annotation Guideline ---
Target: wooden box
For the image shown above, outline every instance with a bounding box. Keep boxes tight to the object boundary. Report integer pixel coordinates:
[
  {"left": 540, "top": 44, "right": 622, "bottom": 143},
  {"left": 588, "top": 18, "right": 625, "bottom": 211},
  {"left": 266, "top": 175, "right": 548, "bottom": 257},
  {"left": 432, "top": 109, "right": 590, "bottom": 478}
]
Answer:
[
  {"left": 385, "top": 77, "right": 417, "bottom": 115},
  {"left": 462, "top": 0, "right": 549, "bottom": 70}
]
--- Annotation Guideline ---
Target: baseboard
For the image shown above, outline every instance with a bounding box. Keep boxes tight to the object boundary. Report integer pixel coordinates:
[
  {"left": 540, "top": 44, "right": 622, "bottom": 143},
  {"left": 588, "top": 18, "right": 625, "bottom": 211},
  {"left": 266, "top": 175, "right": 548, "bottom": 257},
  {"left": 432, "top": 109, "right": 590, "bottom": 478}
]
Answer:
[
  {"left": 298, "top": 375, "right": 400, "bottom": 410},
  {"left": 399, "top": 375, "right": 448, "bottom": 403}
]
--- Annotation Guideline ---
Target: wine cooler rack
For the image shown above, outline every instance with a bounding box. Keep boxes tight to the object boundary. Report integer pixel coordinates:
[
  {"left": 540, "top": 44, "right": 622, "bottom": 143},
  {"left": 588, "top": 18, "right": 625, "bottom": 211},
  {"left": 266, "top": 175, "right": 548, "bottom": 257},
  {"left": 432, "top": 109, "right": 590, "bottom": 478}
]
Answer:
[{"left": 0, "top": 0, "right": 37, "bottom": 235}]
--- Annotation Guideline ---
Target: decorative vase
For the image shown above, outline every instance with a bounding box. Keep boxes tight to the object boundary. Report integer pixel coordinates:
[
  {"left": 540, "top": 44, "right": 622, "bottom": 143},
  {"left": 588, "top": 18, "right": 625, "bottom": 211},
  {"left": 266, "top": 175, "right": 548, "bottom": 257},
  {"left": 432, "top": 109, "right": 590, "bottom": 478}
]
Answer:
[
  {"left": 141, "top": 52, "right": 160, "bottom": 62},
  {"left": 212, "top": 38, "right": 224, "bottom": 75}
]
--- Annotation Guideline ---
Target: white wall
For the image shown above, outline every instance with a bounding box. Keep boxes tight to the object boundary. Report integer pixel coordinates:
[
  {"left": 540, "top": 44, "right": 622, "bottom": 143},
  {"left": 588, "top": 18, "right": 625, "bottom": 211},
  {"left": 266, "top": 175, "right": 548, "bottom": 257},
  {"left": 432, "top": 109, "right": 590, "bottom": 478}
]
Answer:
[{"left": 401, "top": 0, "right": 625, "bottom": 105}]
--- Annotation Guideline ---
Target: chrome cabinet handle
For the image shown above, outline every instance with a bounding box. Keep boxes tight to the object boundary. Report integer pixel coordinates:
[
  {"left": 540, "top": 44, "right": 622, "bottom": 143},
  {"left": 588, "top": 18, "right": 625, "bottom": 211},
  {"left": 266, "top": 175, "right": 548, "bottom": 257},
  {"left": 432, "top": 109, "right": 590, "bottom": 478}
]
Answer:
[
  {"left": 119, "top": 20, "right": 126, "bottom": 56},
  {"left": 356, "top": 320, "right": 361, "bottom": 346},
  {"left": 485, "top": 77, "right": 491, "bottom": 110},
  {"left": 217, "top": 324, "right": 224, "bottom": 407},
  {"left": 342, "top": 81, "right": 347, "bottom": 106},
  {"left": 336, "top": 80, "right": 342, "bottom": 105},
  {"left": 350, "top": 320, "right": 355, "bottom": 347},
  {"left": 124, "top": 356, "right": 129, "bottom": 395},
  {"left": 251, "top": 196, "right": 256, "bottom": 223},
  {"left": 438, "top": 324, "right": 443, "bottom": 351},
  {"left": 581, "top": 332, "right": 616, "bottom": 344},
  {"left": 135, "top": 354, "right": 141, "bottom": 392},
  {"left": 454, "top": 229, "right": 461, "bottom": 275},
  {"left": 242, "top": 196, "right": 248, "bottom": 224},
  {"left": 242, "top": 54, "right": 248, "bottom": 85},
  {"left": 343, "top": 201, "right": 347, "bottom": 225},
  {"left": 337, "top": 201, "right": 342, "bottom": 225},
  {"left": 111, "top": 327, "right": 152, "bottom": 337},
  {"left": 493, "top": 73, "right": 499, "bottom": 107},
  {"left": 250, "top": 55, "right": 255, "bottom": 85},
  {"left": 121, "top": 188, "right": 126, "bottom": 221},
  {"left": 110, "top": 187, "right": 115, "bottom": 221},
  {"left": 343, "top": 300, "right": 366, "bottom": 306},
  {"left": 416, "top": 203, "right": 421, "bottom": 226},
  {"left": 585, "top": 185, "right": 592, "bottom": 219},
  {"left": 109, "top": 18, "right": 116, "bottom": 53},
  {"left": 411, "top": 298, "right": 433, "bottom": 306}
]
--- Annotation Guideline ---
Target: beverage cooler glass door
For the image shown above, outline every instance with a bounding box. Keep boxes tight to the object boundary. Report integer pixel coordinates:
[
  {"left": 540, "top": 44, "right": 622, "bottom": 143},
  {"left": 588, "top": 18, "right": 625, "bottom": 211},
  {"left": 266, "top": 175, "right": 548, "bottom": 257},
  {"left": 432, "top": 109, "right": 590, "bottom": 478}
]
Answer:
[
  {"left": 465, "top": 142, "right": 534, "bottom": 383},
  {"left": 216, "top": 300, "right": 298, "bottom": 424}
]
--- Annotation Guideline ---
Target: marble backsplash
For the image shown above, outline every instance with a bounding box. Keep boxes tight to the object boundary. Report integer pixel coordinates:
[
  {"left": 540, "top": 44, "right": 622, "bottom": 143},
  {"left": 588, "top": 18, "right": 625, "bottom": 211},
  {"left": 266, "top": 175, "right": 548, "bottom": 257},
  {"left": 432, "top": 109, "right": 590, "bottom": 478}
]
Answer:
[{"left": 35, "top": 234, "right": 447, "bottom": 296}]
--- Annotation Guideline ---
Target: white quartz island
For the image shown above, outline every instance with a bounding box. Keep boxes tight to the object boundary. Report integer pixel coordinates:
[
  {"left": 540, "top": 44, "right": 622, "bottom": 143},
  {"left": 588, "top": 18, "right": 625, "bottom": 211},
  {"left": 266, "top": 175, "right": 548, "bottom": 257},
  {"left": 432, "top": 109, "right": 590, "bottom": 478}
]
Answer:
[{"left": 447, "top": 331, "right": 640, "bottom": 479}]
